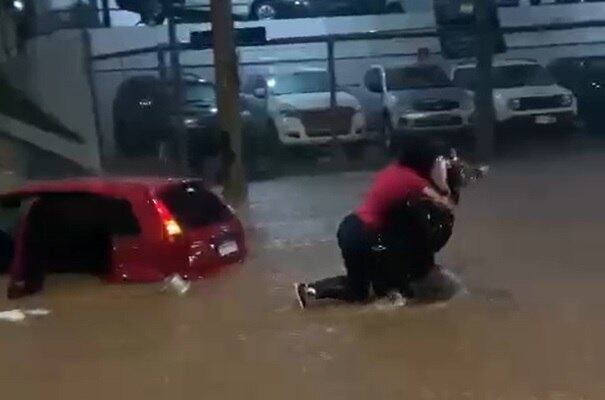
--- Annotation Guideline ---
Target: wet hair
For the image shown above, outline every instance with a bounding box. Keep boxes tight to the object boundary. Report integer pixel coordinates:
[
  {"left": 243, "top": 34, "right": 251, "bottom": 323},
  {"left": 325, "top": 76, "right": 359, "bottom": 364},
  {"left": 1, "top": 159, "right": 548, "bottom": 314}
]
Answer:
[{"left": 396, "top": 135, "right": 447, "bottom": 178}]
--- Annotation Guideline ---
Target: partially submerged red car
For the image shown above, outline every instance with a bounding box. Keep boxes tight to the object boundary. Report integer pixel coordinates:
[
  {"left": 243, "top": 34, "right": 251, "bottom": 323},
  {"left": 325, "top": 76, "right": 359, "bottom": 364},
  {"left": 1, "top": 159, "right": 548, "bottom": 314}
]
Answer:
[{"left": 0, "top": 177, "right": 246, "bottom": 298}]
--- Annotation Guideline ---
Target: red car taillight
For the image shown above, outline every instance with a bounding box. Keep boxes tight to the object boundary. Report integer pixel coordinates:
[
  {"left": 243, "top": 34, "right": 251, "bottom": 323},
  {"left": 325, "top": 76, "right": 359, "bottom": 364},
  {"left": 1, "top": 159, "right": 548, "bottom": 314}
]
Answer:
[{"left": 152, "top": 198, "right": 183, "bottom": 241}]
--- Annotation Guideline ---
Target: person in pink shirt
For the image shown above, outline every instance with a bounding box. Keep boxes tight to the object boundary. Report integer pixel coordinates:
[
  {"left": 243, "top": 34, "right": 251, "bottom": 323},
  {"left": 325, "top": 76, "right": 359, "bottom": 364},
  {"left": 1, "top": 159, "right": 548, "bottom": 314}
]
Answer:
[{"left": 295, "top": 135, "right": 455, "bottom": 308}]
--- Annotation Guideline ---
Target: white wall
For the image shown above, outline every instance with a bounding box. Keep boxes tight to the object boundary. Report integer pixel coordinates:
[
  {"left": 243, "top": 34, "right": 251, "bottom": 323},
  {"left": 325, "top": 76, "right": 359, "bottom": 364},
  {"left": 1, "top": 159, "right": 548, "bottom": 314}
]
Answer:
[{"left": 0, "top": 29, "right": 101, "bottom": 172}]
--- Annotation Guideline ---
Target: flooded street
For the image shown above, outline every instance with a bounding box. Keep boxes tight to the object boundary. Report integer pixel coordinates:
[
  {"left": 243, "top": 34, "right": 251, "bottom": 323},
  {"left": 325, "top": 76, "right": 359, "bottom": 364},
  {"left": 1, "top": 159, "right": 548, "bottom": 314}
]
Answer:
[{"left": 2, "top": 139, "right": 605, "bottom": 400}]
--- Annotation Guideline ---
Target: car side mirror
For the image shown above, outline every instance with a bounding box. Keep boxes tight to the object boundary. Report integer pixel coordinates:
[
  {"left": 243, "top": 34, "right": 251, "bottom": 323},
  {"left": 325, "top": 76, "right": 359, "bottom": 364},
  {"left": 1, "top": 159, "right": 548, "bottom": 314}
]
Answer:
[
  {"left": 364, "top": 69, "right": 384, "bottom": 93},
  {"left": 253, "top": 87, "right": 267, "bottom": 99}
]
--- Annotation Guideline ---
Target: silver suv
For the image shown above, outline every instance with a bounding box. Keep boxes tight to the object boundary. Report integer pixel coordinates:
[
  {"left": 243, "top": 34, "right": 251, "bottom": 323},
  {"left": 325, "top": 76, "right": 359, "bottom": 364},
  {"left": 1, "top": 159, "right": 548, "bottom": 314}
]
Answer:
[{"left": 364, "top": 63, "right": 474, "bottom": 148}]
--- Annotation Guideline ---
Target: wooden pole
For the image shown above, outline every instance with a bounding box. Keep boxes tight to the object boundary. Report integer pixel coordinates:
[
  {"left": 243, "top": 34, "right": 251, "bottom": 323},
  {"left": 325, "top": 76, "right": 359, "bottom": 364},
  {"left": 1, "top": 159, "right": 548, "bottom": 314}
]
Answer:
[
  {"left": 474, "top": 0, "right": 496, "bottom": 160},
  {"left": 210, "top": 0, "right": 247, "bottom": 204},
  {"left": 167, "top": 11, "right": 188, "bottom": 173}
]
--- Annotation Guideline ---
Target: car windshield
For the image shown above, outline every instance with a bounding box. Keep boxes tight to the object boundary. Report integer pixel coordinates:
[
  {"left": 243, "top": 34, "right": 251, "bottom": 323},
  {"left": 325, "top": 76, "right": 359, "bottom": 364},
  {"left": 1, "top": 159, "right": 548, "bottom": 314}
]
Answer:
[
  {"left": 454, "top": 64, "right": 556, "bottom": 89},
  {"left": 183, "top": 82, "right": 216, "bottom": 104},
  {"left": 270, "top": 72, "right": 330, "bottom": 95},
  {"left": 587, "top": 58, "right": 605, "bottom": 76},
  {"left": 386, "top": 65, "right": 453, "bottom": 90}
]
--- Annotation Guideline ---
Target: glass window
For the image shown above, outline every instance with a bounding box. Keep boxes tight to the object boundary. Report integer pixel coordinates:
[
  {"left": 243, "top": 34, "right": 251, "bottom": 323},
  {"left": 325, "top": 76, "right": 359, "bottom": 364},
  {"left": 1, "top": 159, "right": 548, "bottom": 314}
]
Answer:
[
  {"left": 183, "top": 82, "right": 216, "bottom": 105},
  {"left": 159, "top": 182, "right": 232, "bottom": 228},
  {"left": 270, "top": 72, "right": 330, "bottom": 95},
  {"left": 386, "top": 65, "right": 452, "bottom": 90}
]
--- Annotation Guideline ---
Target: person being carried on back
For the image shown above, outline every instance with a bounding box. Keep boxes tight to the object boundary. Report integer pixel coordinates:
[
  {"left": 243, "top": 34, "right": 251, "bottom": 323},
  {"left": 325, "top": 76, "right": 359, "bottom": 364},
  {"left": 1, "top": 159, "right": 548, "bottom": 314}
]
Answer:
[{"left": 294, "top": 135, "right": 455, "bottom": 309}]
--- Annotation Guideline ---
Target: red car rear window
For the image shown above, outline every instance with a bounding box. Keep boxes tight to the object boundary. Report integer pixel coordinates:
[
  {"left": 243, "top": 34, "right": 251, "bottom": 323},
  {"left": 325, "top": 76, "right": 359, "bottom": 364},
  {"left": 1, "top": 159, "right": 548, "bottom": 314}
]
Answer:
[{"left": 158, "top": 182, "right": 231, "bottom": 228}]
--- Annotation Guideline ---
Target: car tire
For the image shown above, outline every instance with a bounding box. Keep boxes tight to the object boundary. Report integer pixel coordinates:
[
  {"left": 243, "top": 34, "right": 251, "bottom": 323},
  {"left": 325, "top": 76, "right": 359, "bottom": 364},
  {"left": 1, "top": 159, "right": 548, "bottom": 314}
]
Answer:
[
  {"left": 114, "top": 119, "right": 140, "bottom": 156},
  {"left": 530, "top": 0, "right": 541, "bottom": 5},
  {"left": 0, "top": 230, "right": 13, "bottom": 273},
  {"left": 260, "top": 122, "right": 284, "bottom": 178},
  {"left": 344, "top": 142, "right": 366, "bottom": 162},
  {"left": 252, "top": 1, "right": 278, "bottom": 20},
  {"left": 382, "top": 114, "right": 397, "bottom": 155}
]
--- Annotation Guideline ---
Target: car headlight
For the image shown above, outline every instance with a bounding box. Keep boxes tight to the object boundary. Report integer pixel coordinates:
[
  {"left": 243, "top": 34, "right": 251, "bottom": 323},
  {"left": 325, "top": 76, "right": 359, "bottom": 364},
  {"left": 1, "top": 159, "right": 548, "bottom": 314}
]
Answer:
[
  {"left": 279, "top": 109, "right": 301, "bottom": 118},
  {"left": 508, "top": 98, "right": 521, "bottom": 111},
  {"left": 183, "top": 117, "right": 199, "bottom": 127},
  {"left": 559, "top": 94, "right": 573, "bottom": 107}
]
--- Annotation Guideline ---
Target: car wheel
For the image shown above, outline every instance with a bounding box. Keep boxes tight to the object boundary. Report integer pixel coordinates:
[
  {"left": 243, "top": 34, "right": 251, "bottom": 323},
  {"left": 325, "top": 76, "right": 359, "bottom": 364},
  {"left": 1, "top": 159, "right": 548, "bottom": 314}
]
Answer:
[
  {"left": 344, "top": 142, "right": 366, "bottom": 162},
  {"left": 252, "top": 1, "right": 278, "bottom": 20},
  {"left": 385, "top": 2, "right": 404, "bottom": 13},
  {"left": 114, "top": 119, "right": 139, "bottom": 156},
  {"left": 382, "top": 115, "right": 396, "bottom": 154},
  {"left": 530, "top": 0, "right": 541, "bottom": 5},
  {"left": 260, "top": 122, "right": 284, "bottom": 178},
  {"left": 0, "top": 230, "right": 13, "bottom": 273}
]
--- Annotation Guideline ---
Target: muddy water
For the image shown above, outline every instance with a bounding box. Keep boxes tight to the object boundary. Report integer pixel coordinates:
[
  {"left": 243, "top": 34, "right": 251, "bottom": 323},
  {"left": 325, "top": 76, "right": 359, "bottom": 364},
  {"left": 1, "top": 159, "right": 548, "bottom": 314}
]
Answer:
[{"left": 2, "top": 141, "right": 605, "bottom": 399}]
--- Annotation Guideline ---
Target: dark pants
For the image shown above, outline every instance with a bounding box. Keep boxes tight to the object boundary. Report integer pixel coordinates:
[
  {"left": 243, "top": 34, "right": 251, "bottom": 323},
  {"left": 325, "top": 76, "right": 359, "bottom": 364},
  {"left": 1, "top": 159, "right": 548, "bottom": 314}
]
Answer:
[
  {"left": 309, "top": 213, "right": 435, "bottom": 302},
  {"left": 309, "top": 214, "right": 377, "bottom": 302}
]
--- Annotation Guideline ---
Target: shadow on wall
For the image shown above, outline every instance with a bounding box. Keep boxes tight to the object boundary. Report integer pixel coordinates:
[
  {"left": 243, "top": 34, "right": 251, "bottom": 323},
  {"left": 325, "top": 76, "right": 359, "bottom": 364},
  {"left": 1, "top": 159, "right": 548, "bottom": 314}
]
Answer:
[
  {"left": 0, "top": 133, "right": 89, "bottom": 194},
  {"left": 0, "top": 76, "right": 83, "bottom": 144}
]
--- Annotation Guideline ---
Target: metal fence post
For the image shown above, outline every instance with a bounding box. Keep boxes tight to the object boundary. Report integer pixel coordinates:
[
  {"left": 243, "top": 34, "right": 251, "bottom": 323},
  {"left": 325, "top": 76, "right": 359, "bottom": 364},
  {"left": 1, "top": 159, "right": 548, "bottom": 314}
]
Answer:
[
  {"left": 326, "top": 37, "right": 347, "bottom": 167},
  {"left": 100, "top": 0, "right": 111, "bottom": 28},
  {"left": 474, "top": 0, "right": 496, "bottom": 160},
  {"left": 167, "top": 11, "right": 188, "bottom": 173},
  {"left": 211, "top": 0, "right": 247, "bottom": 204}
]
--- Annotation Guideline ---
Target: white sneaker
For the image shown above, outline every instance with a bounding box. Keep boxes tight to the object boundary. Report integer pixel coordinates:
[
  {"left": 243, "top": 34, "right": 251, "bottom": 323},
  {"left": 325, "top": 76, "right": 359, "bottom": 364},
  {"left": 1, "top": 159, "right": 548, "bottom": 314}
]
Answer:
[{"left": 386, "top": 290, "right": 407, "bottom": 307}]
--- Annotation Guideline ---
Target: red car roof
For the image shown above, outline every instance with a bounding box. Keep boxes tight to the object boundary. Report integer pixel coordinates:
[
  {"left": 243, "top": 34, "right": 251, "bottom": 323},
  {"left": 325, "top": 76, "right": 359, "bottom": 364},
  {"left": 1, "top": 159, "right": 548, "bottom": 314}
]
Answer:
[{"left": 0, "top": 176, "right": 205, "bottom": 201}]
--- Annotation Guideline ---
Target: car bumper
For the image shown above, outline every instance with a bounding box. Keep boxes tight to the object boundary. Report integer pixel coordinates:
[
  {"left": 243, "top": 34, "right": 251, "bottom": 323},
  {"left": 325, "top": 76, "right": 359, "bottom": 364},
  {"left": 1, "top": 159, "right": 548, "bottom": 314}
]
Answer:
[
  {"left": 393, "top": 110, "right": 473, "bottom": 133},
  {"left": 275, "top": 112, "right": 368, "bottom": 146},
  {"left": 499, "top": 111, "right": 576, "bottom": 129}
]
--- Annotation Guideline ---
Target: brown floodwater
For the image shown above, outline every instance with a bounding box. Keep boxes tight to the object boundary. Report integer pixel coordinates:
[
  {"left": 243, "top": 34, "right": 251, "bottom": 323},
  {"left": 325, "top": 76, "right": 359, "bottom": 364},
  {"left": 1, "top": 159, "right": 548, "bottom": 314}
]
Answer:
[{"left": 2, "top": 138, "right": 605, "bottom": 400}]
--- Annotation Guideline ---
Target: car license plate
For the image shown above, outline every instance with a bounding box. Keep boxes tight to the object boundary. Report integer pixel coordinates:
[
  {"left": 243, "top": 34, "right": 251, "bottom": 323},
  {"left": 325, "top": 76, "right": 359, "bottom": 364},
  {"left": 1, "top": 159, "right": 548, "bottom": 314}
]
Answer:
[
  {"left": 535, "top": 115, "right": 556, "bottom": 125},
  {"left": 218, "top": 241, "right": 238, "bottom": 257}
]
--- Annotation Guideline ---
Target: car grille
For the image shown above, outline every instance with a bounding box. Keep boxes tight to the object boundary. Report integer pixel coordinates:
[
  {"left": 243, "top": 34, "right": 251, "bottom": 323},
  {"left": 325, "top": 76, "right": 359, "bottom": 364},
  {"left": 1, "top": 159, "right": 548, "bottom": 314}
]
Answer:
[
  {"left": 413, "top": 99, "right": 460, "bottom": 112},
  {"left": 411, "top": 115, "right": 463, "bottom": 128},
  {"left": 300, "top": 107, "right": 355, "bottom": 137},
  {"left": 519, "top": 96, "right": 562, "bottom": 110}
]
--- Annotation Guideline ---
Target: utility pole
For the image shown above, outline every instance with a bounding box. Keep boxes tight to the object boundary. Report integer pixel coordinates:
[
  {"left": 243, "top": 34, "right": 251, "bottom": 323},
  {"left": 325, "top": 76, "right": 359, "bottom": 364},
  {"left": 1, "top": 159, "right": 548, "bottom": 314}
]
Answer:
[
  {"left": 474, "top": 0, "right": 496, "bottom": 160},
  {"left": 210, "top": 0, "right": 247, "bottom": 204},
  {"left": 100, "top": 0, "right": 111, "bottom": 27},
  {"left": 326, "top": 38, "right": 347, "bottom": 168},
  {"left": 166, "top": 2, "right": 188, "bottom": 173}
]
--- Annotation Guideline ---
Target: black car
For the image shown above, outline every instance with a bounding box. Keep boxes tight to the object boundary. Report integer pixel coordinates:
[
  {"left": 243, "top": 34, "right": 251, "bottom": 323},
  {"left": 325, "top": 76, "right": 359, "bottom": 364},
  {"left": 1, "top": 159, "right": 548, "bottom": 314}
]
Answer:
[
  {"left": 176, "top": 76, "right": 222, "bottom": 168},
  {"left": 113, "top": 75, "right": 174, "bottom": 156},
  {"left": 113, "top": 74, "right": 222, "bottom": 162},
  {"left": 548, "top": 56, "right": 605, "bottom": 124},
  {"left": 113, "top": 75, "right": 274, "bottom": 177}
]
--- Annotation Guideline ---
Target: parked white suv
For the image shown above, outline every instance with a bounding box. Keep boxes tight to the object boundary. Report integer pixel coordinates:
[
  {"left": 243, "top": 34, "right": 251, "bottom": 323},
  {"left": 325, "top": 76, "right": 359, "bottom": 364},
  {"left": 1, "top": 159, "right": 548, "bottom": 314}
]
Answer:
[
  {"left": 243, "top": 70, "right": 367, "bottom": 146},
  {"left": 451, "top": 59, "right": 577, "bottom": 130},
  {"left": 364, "top": 63, "right": 474, "bottom": 148}
]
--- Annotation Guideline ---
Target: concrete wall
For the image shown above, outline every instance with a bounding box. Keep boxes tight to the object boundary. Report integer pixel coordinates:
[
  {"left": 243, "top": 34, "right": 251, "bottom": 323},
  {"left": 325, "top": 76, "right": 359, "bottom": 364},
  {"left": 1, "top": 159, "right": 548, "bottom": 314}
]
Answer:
[
  {"left": 0, "top": 29, "right": 101, "bottom": 173},
  {"left": 0, "top": 3, "right": 20, "bottom": 62}
]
